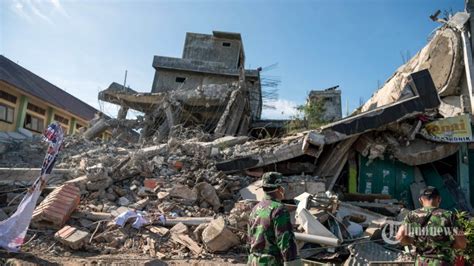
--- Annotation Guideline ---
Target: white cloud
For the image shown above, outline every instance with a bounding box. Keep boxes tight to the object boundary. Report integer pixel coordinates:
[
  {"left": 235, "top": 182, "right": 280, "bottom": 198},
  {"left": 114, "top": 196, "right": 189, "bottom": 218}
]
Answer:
[
  {"left": 49, "top": 0, "right": 69, "bottom": 17},
  {"left": 261, "top": 99, "right": 300, "bottom": 120},
  {"left": 10, "top": 0, "right": 33, "bottom": 22},
  {"left": 9, "top": 0, "right": 68, "bottom": 24},
  {"left": 27, "top": 0, "right": 54, "bottom": 24}
]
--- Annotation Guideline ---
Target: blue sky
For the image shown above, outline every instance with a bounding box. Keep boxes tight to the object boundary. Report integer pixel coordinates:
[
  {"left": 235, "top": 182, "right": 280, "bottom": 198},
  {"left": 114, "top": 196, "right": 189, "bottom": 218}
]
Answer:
[{"left": 0, "top": 0, "right": 465, "bottom": 119}]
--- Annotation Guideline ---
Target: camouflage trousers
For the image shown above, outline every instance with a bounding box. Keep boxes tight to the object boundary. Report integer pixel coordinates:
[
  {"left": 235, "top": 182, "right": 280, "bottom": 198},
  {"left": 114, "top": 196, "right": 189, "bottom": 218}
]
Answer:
[{"left": 415, "top": 256, "right": 451, "bottom": 266}]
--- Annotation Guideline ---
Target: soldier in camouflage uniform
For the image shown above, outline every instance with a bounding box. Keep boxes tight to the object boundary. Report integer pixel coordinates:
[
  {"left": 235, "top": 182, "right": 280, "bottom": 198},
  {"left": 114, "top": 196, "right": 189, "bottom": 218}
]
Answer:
[
  {"left": 247, "top": 172, "right": 301, "bottom": 266},
  {"left": 396, "top": 186, "right": 466, "bottom": 266}
]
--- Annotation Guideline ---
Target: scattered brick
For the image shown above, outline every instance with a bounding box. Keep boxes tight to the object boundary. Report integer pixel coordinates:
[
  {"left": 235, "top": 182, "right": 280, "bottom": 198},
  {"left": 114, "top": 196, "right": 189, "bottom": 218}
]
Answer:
[
  {"left": 55, "top": 225, "right": 90, "bottom": 250},
  {"left": 32, "top": 183, "right": 80, "bottom": 229}
]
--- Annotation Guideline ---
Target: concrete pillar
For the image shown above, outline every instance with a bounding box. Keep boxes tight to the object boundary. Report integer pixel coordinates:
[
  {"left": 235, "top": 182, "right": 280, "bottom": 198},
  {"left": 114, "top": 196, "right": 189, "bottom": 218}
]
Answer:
[
  {"left": 46, "top": 107, "right": 54, "bottom": 125},
  {"left": 15, "top": 95, "right": 28, "bottom": 130},
  {"left": 348, "top": 151, "right": 357, "bottom": 193},
  {"left": 467, "top": 0, "right": 474, "bottom": 54},
  {"left": 117, "top": 107, "right": 128, "bottom": 120},
  {"left": 458, "top": 143, "right": 470, "bottom": 202},
  {"left": 69, "top": 117, "right": 76, "bottom": 135}
]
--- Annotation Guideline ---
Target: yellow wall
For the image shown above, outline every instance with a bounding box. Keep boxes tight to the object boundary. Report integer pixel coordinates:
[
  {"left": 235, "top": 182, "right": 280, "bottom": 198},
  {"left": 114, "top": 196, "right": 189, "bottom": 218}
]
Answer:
[
  {"left": 0, "top": 83, "right": 21, "bottom": 131},
  {"left": 24, "top": 96, "right": 48, "bottom": 133},
  {"left": 0, "top": 81, "right": 112, "bottom": 140},
  {"left": 52, "top": 109, "right": 70, "bottom": 135}
]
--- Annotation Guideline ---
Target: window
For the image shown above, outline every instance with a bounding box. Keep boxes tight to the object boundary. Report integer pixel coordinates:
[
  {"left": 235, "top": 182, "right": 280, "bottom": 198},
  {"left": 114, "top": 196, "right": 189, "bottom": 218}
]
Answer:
[
  {"left": 54, "top": 114, "right": 69, "bottom": 125},
  {"left": 24, "top": 114, "right": 44, "bottom": 133},
  {"left": 0, "top": 90, "right": 17, "bottom": 104},
  {"left": 175, "top": 77, "right": 186, "bottom": 83},
  {"left": 27, "top": 103, "right": 46, "bottom": 115},
  {"left": 76, "top": 123, "right": 83, "bottom": 130},
  {"left": 0, "top": 104, "right": 14, "bottom": 123},
  {"left": 222, "top": 42, "right": 231, "bottom": 47}
]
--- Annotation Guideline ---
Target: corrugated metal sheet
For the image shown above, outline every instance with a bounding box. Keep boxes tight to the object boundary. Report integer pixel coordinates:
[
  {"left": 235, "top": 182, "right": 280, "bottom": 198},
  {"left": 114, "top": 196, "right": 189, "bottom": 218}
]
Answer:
[
  {"left": 344, "top": 242, "right": 409, "bottom": 266},
  {"left": 358, "top": 155, "right": 415, "bottom": 208}
]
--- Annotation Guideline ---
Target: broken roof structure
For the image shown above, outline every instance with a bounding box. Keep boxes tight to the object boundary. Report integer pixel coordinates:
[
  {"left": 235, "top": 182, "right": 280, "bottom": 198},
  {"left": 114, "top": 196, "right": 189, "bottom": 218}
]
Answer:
[
  {"left": 95, "top": 31, "right": 262, "bottom": 142},
  {"left": 5, "top": 7, "right": 474, "bottom": 266},
  {"left": 219, "top": 12, "right": 474, "bottom": 214},
  {"left": 0, "top": 55, "right": 98, "bottom": 122}
]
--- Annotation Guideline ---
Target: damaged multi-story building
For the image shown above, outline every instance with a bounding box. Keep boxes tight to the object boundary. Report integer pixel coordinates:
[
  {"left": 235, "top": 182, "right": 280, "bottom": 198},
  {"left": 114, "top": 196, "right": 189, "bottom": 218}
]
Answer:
[
  {"left": 95, "top": 31, "right": 262, "bottom": 141},
  {"left": 308, "top": 86, "right": 342, "bottom": 122}
]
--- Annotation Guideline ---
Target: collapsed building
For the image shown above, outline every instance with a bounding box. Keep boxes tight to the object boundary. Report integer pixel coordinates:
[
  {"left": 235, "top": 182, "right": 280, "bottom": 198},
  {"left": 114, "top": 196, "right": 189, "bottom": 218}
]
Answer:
[
  {"left": 308, "top": 86, "right": 342, "bottom": 122},
  {"left": 4, "top": 10, "right": 474, "bottom": 266},
  {"left": 91, "top": 31, "right": 263, "bottom": 143}
]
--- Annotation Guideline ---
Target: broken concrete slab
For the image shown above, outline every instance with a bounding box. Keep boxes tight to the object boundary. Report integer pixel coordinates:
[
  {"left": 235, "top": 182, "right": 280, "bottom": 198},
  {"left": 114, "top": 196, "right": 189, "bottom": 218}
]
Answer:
[
  {"left": 201, "top": 216, "right": 240, "bottom": 252},
  {"left": 240, "top": 178, "right": 326, "bottom": 201},
  {"left": 296, "top": 207, "right": 339, "bottom": 242},
  {"left": 169, "top": 184, "right": 197, "bottom": 204},
  {"left": 216, "top": 133, "right": 323, "bottom": 173},
  {"left": 360, "top": 27, "right": 462, "bottom": 113},
  {"left": 194, "top": 182, "right": 221, "bottom": 211},
  {"left": 393, "top": 139, "right": 459, "bottom": 166},
  {"left": 314, "top": 136, "right": 358, "bottom": 190},
  {"left": 321, "top": 70, "right": 440, "bottom": 144},
  {"left": 439, "top": 95, "right": 466, "bottom": 117},
  {"left": 337, "top": 202, "right": 388, "bottom": 228}
]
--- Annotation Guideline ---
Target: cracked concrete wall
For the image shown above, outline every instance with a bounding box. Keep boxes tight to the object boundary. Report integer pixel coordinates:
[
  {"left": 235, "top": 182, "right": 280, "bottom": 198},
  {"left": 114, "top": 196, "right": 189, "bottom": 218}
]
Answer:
[
  {"left": 308, "top": 89, "right": 342, "bottom": 122},
  {"left": 182, "top": 33, "right": 242, "bottom": 69},
  {"left": 152, "top": 69, "right": 238, "bottom": 92},
  {"left": 152, "top": 69, "right": 262, "bottom": 120}
]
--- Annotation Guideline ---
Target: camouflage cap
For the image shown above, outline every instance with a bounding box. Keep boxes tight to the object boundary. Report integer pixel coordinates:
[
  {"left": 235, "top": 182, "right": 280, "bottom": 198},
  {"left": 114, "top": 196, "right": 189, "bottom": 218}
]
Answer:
[
  {"left": 420, "top": 186, "right": 440, "bottom": 198},
  {"left": 261, "top": 172, "right": 283, "bottom": 189}
]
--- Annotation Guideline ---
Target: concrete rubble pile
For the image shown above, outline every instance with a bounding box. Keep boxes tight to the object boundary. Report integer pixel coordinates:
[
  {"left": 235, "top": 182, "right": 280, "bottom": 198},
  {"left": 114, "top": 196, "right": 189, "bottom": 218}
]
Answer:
[
  {"left": 2, "top": 13, "right": 474, "bottom": 264},
  {"left": 0, "top": 131, "right": 259, "bottom": 261}
]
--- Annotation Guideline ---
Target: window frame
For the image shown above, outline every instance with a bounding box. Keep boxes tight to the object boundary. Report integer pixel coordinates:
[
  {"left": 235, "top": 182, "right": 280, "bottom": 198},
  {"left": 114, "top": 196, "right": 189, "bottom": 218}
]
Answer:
[
  {"left": 54, "top": 114, "right": 69, "bottom": 125},
  {"left": 24, "top": 113, "right": 45, "bottom": 133},
  {"left": 27, "top": 103, "right": 46, "bottom": 116},
  {"left": 175, "top": 77, "right": 186, "bottom": 83},
  {"left": 0, "top": 103, "right": 15, "bottom": 124},
  {"left": 0, "top": 90, "right": 17, "bottom": 104}
]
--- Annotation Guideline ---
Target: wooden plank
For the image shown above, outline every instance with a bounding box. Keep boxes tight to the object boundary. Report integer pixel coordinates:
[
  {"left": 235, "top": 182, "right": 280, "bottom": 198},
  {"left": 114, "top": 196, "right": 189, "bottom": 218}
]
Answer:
[
  {"left": 148, "top": 226, "right": 170, "bottom": 236},
  {"left": 170, "top": 233, "right": 202, "bottom": 255},
  {"left": 326, "top": 152, "right": 348, "bottom": 191},
  {"left": 315, "top": 136, "right": 358, "bottom": 177}
]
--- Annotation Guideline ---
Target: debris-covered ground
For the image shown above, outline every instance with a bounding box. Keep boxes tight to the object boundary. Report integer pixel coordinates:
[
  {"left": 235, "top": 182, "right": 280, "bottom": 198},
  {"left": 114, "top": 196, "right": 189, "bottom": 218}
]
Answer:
[
  {"left": 2, "top": 11, "right": 474, "bottom": 266},
  {"left": 0, "top": 126, "right": 416, "bottom": 265}
]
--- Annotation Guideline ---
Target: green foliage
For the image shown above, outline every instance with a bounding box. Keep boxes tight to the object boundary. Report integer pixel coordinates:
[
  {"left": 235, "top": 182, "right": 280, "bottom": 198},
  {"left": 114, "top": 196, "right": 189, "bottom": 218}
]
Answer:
[
  {"left": 455, "top": 211, "right": 474, "bottom": 263},
  {"left": 285, "top": 97, "right": 328, "bottom": 133}
]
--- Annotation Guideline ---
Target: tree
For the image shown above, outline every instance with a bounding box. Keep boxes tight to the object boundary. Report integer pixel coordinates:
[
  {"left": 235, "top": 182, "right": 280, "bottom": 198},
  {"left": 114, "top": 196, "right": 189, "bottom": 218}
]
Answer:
[{"left": 296, "top": 97, "right": 327, "bottom": 129}]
